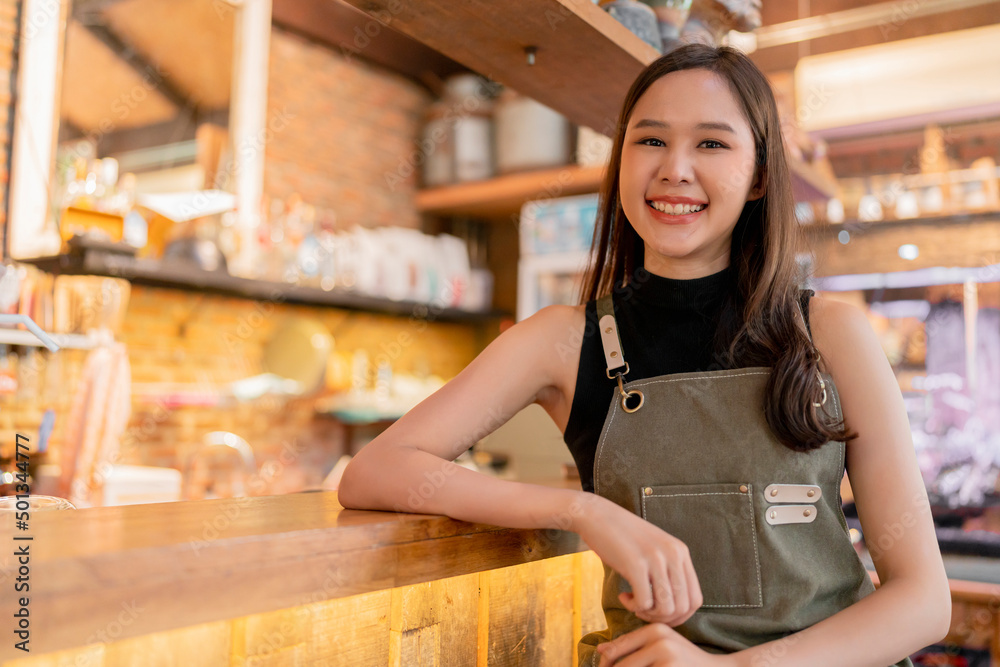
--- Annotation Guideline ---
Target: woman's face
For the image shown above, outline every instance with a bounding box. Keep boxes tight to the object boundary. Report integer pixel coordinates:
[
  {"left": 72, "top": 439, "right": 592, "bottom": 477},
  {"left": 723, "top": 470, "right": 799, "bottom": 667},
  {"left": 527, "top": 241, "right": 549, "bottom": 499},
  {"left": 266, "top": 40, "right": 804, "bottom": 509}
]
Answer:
[{"left": 619, "top": 68, "right": 761, "bottom": 278}]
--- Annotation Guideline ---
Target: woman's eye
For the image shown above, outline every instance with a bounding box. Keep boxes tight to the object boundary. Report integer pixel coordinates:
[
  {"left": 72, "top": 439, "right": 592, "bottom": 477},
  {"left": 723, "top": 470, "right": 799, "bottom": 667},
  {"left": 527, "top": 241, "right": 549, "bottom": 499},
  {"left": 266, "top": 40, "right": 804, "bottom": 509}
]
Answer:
[
  {"left": 638, "top": 137, "right": 664, "bottom": 147},
  {"left": 700, "top": 140, "right": 727, "bottom": 149}
]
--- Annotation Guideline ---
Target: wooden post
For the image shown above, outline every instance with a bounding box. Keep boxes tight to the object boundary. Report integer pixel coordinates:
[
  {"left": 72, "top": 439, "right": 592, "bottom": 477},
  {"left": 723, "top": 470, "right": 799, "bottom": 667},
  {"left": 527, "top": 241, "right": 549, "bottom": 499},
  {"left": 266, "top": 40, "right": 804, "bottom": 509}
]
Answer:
[
  {"left": 7, "top": 0, "right": 69, "bottom": 259},
  {"left": 228, "top": 0, "right": 272, "bottom": 277}
]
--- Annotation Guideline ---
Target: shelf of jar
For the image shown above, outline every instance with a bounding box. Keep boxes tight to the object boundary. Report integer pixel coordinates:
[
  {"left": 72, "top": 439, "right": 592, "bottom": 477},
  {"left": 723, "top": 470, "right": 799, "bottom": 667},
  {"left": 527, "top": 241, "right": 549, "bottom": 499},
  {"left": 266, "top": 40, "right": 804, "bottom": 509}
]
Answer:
[
  {"left": 339, "top": 0, "right": 660, "bottom": 133},
  {"left": 21, "top": 249, "right": 509, "bottom": 324},
  {"left": 416, "top": 157, "right": 836, "bottom": 220},
  {"left": 802, "top": 209, "right": 1000, "bottom": 230},
  {"left": 417, "top": 164, "right": 606, "bottom": 218}
]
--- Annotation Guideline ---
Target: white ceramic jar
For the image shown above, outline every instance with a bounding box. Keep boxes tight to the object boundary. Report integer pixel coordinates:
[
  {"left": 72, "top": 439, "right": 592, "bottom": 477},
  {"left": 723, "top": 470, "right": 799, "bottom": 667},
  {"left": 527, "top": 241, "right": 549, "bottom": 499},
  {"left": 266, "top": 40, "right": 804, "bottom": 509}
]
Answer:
[{"left": 494, "top": 89, "right": 572, "bottom": 174}]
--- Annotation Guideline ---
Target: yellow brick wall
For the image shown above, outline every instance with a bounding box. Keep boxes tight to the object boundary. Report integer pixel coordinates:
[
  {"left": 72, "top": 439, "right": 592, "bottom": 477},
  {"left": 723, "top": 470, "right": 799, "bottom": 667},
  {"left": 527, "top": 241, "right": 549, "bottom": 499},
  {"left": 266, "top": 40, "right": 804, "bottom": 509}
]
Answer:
[{"left": 0, "top": 283, "right": 482, "bottom": 496}]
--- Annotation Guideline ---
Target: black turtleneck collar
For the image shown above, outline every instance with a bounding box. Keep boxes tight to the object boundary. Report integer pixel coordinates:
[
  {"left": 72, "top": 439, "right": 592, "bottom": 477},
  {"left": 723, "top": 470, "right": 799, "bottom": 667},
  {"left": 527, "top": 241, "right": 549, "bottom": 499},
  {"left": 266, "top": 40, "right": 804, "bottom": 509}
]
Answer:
[{"left": 626, "top": 265, "right": 733, "bottom": 311}]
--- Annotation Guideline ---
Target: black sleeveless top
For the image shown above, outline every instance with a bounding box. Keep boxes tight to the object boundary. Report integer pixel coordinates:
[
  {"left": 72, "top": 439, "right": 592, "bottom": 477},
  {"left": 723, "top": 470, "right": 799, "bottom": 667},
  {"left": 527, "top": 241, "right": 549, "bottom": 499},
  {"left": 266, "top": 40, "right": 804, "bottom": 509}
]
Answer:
[{"left": 563, "top": 266, "right": 814, "bottom": 493}]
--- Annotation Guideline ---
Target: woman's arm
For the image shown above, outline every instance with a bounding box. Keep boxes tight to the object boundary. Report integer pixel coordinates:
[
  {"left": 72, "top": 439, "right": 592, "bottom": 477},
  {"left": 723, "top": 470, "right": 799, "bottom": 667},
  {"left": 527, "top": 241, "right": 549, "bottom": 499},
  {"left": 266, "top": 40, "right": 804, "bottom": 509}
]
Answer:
[
  {"left": 337, "top": 304, "right": 597, "bottom": 532},
  {"left": 340, "top": 304, "right": 708, "bottom": 626},
  {"left": 730, "top": 296, "right": 951, "bottom": 667}
]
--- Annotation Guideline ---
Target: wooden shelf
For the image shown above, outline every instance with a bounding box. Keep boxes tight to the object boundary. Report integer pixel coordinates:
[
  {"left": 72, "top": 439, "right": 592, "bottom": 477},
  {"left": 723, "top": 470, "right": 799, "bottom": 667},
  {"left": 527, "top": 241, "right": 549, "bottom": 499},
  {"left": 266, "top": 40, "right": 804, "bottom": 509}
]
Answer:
[
  {"left": 0, "top": 329, "right": 102, "bottom": 350},
  {"left": 23, "top": 250, "right": 508, "bottom": 324},
  {"left": 417, "top": 164, "right": 605, "bottom": 218},
  {"left": 336, "top": 0, "right": 661, "bottom": 133},
  {"left": 417, "top": 159, "right": 834, "bottom": 220},
  {"left": 803, "top": 209, "right": 1000, "bottom": 233},
  {"left": 789, "top": 157, "right": 838, "bottom": 201},
  {"left": 342, "top": 1, "right": 837, "bottom": 205}
]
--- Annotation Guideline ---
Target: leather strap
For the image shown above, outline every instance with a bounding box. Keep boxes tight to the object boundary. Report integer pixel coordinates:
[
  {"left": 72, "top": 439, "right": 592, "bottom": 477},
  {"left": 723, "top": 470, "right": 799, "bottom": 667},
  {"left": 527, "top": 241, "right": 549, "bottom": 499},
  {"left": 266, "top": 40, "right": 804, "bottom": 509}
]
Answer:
[{"left": 596, "top": 294, "right": 628, "bottom": 375}]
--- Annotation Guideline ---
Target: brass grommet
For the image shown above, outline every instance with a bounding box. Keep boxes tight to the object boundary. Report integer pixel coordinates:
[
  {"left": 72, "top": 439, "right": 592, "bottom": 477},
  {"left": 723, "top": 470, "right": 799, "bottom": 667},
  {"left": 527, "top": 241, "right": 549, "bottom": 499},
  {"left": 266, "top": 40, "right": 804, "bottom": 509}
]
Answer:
[
  {"left": 622, "top": 389, "right": 644, "bottom": 413},
  {"left": 643, "top": 487, "right": 652, "bottom": 496},
  {"left": 615, "top": 371, "right": 643, "bottom": 413},
  {"left": 610, "top": 351, "right": 618, "bottom": 358},
  {"left": 739, "top": 485, "right": 748, "bottom": 493}
]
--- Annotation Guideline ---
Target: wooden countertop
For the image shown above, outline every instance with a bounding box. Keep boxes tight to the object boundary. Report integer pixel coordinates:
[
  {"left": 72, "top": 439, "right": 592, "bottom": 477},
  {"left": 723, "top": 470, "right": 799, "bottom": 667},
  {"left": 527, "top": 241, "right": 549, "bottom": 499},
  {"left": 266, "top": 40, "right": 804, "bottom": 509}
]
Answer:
[{"left": 0, "top": 481, "right": 587, "bottom": 659}]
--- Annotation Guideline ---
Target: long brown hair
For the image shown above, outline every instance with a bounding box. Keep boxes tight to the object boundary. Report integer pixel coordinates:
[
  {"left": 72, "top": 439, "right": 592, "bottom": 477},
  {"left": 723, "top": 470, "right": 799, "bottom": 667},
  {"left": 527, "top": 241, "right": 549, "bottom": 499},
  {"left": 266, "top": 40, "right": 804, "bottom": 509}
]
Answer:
[{"left": 580, "top": 43, "right": 853, "bottom": 451}]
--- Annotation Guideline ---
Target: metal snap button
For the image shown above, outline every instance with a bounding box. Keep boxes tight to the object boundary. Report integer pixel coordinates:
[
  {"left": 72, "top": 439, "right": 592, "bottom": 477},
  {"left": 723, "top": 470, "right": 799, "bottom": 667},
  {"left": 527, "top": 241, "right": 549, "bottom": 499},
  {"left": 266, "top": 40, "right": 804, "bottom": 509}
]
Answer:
[
  {"left": 803, "top": 509, "right": 812, "bottom": 517},
  {"left": 739, "top": 485, "right": 748, "bottom": 493},
  {"left": 610, "top": 351, "right": 618, "bottom": 358},
  {"left": 769, "top": 510, "right": 777, "bottom": 519},
  {"left": 604, "top": 327, "right": 612, "bottom": 334},
  {"left": 807, "top": 489, "right": 816, "bottom": 497},
  {"left": 643, "top": 487, "right": 652, "bottom": 496},
  {"left": 770, "top": 488, "right": 778, "bottom": 497}
]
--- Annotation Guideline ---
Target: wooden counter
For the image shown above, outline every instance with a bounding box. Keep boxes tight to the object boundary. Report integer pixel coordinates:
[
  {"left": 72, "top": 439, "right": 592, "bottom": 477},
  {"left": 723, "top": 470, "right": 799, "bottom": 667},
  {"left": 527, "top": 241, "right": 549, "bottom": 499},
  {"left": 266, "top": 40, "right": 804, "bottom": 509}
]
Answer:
[
  {"left": 4, "top": 485, "right": 1000, "bottom": 665},
  {"left": 0, "top": 482, "right": 608, "bottom": 665}
]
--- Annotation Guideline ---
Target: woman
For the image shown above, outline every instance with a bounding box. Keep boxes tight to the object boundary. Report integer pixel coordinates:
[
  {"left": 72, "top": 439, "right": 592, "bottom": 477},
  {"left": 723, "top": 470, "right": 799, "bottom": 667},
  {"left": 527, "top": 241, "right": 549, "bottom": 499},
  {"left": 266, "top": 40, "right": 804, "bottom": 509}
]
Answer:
[{"left": 339, "top": 44, "right": 950, "bottom": 666}]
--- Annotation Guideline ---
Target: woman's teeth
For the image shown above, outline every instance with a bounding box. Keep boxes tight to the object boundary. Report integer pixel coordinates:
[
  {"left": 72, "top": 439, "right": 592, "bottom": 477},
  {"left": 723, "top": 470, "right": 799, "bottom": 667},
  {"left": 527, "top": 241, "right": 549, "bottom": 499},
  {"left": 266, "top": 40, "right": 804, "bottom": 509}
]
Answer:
[{"left": 648, "top": 201, "right": 707, "bottom": 215}]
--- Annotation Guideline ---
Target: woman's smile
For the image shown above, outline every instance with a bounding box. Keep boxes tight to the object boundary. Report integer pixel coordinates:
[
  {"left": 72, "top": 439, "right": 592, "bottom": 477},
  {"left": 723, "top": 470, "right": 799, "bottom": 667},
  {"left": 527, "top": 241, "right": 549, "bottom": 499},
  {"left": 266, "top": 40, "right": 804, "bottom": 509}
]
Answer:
[{"left": 646, "top": 196, "right": 709, "bottom": 224}]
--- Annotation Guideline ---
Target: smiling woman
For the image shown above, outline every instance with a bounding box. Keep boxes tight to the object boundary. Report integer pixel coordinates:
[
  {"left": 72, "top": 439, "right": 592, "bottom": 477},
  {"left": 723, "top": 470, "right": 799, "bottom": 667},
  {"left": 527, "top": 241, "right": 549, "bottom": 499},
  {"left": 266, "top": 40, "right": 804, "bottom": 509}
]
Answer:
[{"left": 338, "top": 43, "right": 950, "bottom": 667}]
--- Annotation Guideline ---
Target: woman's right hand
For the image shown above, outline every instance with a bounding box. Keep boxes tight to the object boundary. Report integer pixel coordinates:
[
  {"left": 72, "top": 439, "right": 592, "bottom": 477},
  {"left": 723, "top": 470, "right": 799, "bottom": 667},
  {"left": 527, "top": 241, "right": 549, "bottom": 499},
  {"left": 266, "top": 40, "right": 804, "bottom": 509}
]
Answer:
[{"left": 575, "top": 493, "right": 704, "bottom": 627}]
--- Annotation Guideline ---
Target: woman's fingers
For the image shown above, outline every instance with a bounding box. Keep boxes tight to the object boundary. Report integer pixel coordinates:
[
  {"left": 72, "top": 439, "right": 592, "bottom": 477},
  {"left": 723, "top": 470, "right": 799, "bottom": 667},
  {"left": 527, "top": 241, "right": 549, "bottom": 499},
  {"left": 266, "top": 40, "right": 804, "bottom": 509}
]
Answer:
[
  {"left": 597, "top": 623, "right": 681, "bottom": 667},
  {"left": 625, "top": 565, "right": 653, "bottom": 611},
  {"left": 663, "top": 558, "right": 687, "bottom": 617},
  {"left": 682, "top": 555, "right": 703, "bottom": 619}
]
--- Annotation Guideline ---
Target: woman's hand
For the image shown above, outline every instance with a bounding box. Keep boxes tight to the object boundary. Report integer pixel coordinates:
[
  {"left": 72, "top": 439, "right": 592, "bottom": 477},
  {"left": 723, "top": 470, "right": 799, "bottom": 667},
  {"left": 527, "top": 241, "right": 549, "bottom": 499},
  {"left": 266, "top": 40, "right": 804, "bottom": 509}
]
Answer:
[
  {"left": 575, "top": 494, "right": 703, "bottom": 626},
  {"left": 596, "top": 623, "right": 734, "bottom": 667}
]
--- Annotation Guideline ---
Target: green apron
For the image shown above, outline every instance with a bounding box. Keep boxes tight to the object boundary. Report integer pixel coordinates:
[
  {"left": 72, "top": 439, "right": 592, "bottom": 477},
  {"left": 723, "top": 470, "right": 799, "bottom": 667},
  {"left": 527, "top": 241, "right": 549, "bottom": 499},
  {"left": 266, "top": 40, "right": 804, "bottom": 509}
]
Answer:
[{"left": 577, "top": 293, "right": 913, "bottom": 667}]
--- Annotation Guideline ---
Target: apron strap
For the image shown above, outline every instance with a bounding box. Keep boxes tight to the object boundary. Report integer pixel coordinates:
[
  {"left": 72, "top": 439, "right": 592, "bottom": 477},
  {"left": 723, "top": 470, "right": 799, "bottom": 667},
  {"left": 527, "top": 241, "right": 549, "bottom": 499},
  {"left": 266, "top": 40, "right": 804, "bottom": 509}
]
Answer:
[{"left": 596, "top": 293, "right": 629, "bottom": 378}]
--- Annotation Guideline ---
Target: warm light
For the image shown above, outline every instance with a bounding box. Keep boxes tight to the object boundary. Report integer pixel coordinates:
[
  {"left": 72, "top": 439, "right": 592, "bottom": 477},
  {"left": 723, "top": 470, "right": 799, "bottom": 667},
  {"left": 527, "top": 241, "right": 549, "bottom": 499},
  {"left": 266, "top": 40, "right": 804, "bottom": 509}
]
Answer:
[
  {"left": 838, "top": 230, "right": 850, "bottom": 244},
  {"left": 898, "top": 244, "right": 919, "bottom": 260},
  {"left": 726, "top": 31, "right": 757, "bottom": 54}
]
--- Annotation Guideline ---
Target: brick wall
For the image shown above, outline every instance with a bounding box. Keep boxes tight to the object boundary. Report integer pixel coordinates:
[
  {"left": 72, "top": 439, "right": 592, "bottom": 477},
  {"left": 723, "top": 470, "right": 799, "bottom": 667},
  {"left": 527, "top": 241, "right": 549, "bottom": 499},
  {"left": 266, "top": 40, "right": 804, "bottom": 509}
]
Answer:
[
  {"left": 0, "top": 283, "right": 481, "bottom": 498},
  {"left": 264, "top": 26, "right": 431, "bottom": 230}
]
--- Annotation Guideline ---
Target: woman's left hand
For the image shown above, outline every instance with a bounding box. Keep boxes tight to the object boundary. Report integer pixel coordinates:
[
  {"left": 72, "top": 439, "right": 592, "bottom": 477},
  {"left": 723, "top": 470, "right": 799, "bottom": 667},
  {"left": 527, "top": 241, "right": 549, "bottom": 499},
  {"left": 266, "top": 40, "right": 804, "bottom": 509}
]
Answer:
[{"left": 596, "top": 623, "right": 734, "bottom": 667}]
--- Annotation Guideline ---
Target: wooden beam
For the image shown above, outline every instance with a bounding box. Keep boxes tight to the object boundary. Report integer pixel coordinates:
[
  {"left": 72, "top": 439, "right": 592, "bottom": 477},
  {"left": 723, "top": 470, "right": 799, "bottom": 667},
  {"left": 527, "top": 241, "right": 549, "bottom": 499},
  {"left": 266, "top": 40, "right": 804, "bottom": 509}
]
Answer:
[
  {"left": 335, "top": 0, "right": 660, "bottom": 133},
  {"left": 82, "top": 22, "right": 192, "bottom": 110},
  {"left": 271, "top": 0, "right": 468, "bottom": 88},
  {"left": 753, "top": 2, "right": 1000, "bottom": 73}
]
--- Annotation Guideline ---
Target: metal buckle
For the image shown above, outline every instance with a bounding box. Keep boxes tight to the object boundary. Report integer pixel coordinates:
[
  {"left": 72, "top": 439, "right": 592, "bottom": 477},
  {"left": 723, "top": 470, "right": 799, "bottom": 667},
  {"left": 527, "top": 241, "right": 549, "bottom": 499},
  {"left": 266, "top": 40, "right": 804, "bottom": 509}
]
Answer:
[
  {"left": 606, "top": 361, "right": 629, "bottom": 380},
  {"left": 609, "top": 365, "right": 643, "bottom": 413},
  {"left": 811, "top": 370, "right": 827, "bottom": 408}
]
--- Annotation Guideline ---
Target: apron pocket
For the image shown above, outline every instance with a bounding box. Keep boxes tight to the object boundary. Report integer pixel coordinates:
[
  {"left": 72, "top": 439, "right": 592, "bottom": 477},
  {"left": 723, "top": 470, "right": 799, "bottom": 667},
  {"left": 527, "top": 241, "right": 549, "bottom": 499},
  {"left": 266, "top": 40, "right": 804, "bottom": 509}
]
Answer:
[{"left": 639, "top": 482, "right": 763, "bottom": 609}]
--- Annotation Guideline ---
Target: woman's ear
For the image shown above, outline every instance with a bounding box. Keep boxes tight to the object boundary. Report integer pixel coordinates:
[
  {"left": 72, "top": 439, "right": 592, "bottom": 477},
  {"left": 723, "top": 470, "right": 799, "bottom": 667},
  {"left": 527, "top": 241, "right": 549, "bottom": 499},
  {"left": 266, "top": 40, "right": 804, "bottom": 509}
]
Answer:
[{"left": 746, "top": 167, "right": 766, "bottom": 201}]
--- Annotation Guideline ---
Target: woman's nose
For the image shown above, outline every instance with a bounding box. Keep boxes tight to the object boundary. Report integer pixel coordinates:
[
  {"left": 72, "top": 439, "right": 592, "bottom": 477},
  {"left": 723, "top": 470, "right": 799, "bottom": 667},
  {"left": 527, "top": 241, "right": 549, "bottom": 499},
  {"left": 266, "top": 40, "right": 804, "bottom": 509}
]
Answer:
[{"left": 656, "top": 148, "right": 694, "bottom": 184}]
